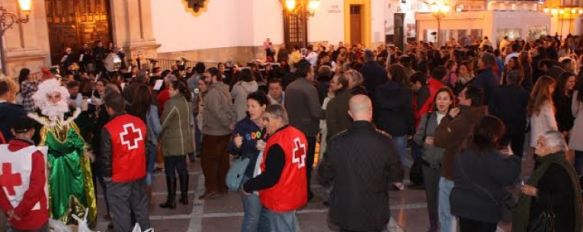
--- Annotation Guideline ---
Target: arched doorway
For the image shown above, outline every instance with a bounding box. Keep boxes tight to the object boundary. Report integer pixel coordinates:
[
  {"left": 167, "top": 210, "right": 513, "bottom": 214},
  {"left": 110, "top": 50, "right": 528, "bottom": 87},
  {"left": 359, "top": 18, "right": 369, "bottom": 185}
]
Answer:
[{"left": 45, "top": 0, "right": 113, "bottom": 65}]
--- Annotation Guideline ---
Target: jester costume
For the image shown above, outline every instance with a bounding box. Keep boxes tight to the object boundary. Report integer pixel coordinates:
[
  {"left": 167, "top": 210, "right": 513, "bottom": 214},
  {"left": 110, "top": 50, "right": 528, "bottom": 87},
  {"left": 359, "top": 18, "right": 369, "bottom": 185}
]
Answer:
[{"left": 39, "top": 121, "right": 97, "bottom": 225}]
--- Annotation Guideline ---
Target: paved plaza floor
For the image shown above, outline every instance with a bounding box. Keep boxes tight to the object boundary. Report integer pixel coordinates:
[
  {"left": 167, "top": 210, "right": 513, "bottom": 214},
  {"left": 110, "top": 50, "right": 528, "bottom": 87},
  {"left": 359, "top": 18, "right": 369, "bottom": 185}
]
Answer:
[{"left": 94, "top": 159, "right": 525, "bottom": 232}]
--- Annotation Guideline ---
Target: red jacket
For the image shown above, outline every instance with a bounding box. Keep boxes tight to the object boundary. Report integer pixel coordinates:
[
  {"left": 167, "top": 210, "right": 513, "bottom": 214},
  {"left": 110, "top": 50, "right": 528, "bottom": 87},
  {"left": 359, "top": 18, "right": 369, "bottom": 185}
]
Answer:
[
  {"left": 0, "top": 139, "right": 48, "bottom": 230},
  {"left": 417, "top": 77, "right": 445, "bottom": 122},
  {"left": 104, "top": 114, "right": 147, "bottom": 182},
  {"left": 157, "top": 89, "right": 170, "bottom": 116},
  {"left": 259, "top": 126, "right": 307, "bottom": 212}
]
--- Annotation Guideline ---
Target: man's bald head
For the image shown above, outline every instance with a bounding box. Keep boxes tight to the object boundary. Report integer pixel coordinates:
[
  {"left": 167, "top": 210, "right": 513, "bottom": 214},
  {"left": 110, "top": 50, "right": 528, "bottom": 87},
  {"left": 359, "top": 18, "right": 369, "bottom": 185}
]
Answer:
[{"left": 348, "top": 94, "right": 373, "bottom": 122}]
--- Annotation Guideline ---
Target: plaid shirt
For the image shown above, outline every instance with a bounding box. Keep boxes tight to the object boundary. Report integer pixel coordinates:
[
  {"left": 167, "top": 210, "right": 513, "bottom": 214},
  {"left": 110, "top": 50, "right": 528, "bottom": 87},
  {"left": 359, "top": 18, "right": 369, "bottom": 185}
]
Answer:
[{"left": 20, "top": 80, "right": 38, "bottom": 112}]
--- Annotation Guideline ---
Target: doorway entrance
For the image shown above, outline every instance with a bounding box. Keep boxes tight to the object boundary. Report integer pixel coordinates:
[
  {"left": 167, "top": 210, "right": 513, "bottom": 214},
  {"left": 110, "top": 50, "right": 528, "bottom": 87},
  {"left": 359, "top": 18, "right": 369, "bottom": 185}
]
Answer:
[
  {"left": 344, "top": 0, "right": 370, "bottom": 47},
  {"left": 349, "top": 5, "right": 363, "bottom": 46},
  {"left": 45, "top": 0, "right": 113, "bottom": 65}
]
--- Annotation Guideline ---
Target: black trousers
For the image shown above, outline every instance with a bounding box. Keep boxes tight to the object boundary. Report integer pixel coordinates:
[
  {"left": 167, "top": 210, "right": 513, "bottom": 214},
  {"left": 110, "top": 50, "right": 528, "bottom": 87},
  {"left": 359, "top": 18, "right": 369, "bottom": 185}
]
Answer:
[
  {"left": 458, "top": 217, "right": 497, "bottom": 232},
  {"left": 164, "top": 155, "right": 188, "bottom": 180},
  {"left": 422, "top": 164, "right": 440, "bottom": 232},
  {"left": 501, "top": 130, "right": 525, "bottom": 157},
  {"left": 306, "top": 136, "right": 316, "bottom": 197}
]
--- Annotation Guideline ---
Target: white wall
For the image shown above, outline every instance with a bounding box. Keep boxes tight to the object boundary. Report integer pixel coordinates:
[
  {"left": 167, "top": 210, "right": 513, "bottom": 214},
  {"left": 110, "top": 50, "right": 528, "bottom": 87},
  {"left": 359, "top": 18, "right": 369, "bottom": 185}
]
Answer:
[
  {"left": 308, "top": 0, "right": 344, "bottom": 45},
  {"left": 371, "top": 0, "right": 387, "bottom": 44},
  {"left": 151, "top": 0, "right": 284, "bottom": 53},
  {"left": 251, "top": 1, "right": 284, "bottom": 46}
]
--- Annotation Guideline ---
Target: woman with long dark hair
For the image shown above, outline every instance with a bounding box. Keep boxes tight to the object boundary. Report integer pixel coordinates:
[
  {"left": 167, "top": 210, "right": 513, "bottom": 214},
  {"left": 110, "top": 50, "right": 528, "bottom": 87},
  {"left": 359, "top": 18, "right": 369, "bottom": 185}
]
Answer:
[
  {"left": 451, "top": 116, "right": 520, "bottom": 232},
  {"left": 129, "top": 84, "right": 162, "bottom": 204},
  {"left": 519, "top": 51, "right": 533, "bottom": 91},
  {"left": 553, "top": 72, "right": 577, "bottom": 138},
  {"left": 159, "top": 80, "right": 194, "bottom": 209}
]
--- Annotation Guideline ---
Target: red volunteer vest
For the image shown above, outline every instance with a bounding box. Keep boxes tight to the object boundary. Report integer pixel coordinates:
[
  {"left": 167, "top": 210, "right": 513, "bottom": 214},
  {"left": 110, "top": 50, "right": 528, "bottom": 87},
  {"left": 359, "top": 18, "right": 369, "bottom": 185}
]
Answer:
[
  {"left": 259, "top": 126, "right": 307, "bottom": 212},
  {"left": 104, "top": 114, "right": 147, "bottom": 182}
]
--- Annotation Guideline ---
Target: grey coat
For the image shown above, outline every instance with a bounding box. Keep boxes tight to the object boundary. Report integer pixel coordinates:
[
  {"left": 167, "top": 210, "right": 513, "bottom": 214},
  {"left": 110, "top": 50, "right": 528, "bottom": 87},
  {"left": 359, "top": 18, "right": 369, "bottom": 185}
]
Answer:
[
  {"left": 570, "top": 91, "right": 583, "bottom": 151},
  {"left": 203, "top": 82, "right": 235, "bottom": 136},
  {"left": 284, "top": 78, "right": 323, "bottom": 137},
  {"left": 414, "top": 112, "right": 446, "bottom": 168}
]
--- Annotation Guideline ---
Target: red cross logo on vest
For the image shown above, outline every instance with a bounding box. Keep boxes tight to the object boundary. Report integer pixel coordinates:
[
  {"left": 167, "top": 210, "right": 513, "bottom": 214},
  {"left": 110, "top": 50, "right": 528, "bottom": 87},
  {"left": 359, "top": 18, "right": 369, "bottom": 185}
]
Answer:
[
  {"left": 0, "top": 163, "right": 22, "bottom": 196},
  {"left": 120, "top": 123, "right": 143, "bottom": 150},
  {"left": 292, "top": 138, "right": 306, "bottom": 168}
]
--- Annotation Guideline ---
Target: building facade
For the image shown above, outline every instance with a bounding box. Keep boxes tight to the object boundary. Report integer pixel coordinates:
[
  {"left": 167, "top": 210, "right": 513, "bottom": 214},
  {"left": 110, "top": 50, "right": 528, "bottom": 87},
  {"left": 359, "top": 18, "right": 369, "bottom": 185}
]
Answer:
[{"left": 2, "top": 0, "right": 404, "bottom": 76}]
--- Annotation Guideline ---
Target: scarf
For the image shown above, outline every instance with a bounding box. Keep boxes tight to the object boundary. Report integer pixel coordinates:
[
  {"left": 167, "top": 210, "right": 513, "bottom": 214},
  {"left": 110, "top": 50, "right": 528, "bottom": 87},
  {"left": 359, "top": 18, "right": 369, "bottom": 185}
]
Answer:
[{"left": 512, "top": 152, "right": 582, "bottom": 232}]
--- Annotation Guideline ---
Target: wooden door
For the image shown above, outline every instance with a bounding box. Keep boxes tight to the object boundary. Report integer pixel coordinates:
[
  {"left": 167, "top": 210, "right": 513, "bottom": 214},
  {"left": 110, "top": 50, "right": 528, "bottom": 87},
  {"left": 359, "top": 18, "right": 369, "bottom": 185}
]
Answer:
[
  {"left": 283, "top": 12, "right": 308, "bottom": 49},
  {"left": 46, "top": 0, "right": 112, "bottom": 65},
  {"left": 350, "top": 5, "right": 363, "bottom": 45}
]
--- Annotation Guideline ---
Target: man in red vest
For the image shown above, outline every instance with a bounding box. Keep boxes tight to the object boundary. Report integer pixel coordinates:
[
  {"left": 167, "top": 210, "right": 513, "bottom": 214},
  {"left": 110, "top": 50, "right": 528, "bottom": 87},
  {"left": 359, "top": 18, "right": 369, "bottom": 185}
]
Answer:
[
  {"left": 0, "top": 116, "right": 48, "bottom": 231},
  {"left": 242, "top": 104, "right": 307, "bottom": 232},
  {"left": 100, "top": 93, "right": 151, "bottom": 232}
]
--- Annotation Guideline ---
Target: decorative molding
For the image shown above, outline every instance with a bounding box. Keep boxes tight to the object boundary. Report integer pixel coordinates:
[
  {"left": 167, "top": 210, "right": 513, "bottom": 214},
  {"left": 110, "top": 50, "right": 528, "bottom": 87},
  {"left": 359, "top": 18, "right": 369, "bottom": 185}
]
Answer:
[{"left": 185, "top": 0, "right": 207, "bottom": 13}]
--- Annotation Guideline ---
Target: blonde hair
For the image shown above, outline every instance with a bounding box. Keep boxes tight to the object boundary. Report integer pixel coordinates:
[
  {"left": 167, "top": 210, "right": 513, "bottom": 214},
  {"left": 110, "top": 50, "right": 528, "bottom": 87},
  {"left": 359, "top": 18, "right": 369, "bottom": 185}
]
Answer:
[
  {"left": 528, "top": 76, "right": 556, "bottom": 116},
  {"left": 0, "top": 75, "right": 20, "bottom": 94}
]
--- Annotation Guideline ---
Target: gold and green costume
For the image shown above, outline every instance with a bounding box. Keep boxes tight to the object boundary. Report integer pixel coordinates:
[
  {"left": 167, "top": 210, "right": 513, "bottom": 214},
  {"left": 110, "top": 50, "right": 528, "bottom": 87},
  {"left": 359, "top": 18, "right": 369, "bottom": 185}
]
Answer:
[{"left": 40, "top": 122, "right": 97, "bottom": 225}]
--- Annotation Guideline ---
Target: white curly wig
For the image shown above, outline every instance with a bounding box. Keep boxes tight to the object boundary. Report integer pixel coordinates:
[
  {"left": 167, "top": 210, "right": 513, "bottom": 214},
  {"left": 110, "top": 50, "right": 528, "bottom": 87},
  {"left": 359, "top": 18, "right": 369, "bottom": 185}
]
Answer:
[{"left": 31, "top": 79, "right": 70, "bottom": 121}]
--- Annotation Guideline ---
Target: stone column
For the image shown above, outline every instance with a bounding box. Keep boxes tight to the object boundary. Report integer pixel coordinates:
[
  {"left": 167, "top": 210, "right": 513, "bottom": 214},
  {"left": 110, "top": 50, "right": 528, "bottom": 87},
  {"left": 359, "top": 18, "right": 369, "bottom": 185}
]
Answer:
[
  {"left": 2, "top": 0, "right": 50, "bottom": 77},
  {"left": 109, "top": 0, "right": 159, "bottom": 64}
]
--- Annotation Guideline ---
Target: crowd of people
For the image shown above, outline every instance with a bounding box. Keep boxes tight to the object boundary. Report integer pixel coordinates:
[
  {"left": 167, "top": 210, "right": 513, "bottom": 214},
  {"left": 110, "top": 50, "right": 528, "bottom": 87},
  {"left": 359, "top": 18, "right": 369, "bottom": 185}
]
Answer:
[{"left": 0, "top": 33, "right": 583, "bottom": 232}]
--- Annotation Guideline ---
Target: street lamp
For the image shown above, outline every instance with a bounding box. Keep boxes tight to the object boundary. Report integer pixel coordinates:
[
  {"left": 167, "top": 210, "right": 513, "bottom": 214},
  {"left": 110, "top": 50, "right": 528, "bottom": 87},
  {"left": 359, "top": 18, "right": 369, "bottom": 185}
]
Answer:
[
  {"left": 282, "top": 0, "right": 319, "bottom": 48},
  {"left": 0, "top": 0, "right": 31, "bottom": 75},
  {"left": 543, "top": 7, "right": 583, "bottom": 38},
  {"left": 284, "top": 0, "right": 320, "bottom": 16},
  {"left": 429, "top": 0, "right": 450, "bottom": 47}
]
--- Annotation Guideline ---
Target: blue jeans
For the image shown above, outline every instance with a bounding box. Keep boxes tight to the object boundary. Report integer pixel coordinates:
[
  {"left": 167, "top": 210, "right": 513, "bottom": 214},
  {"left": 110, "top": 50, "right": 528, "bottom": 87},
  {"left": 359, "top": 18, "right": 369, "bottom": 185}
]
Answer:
[
  {"left": 438, "top": 177, "right": 456, "bottom": 232},
  {"left": 241, "top": 177, "right": 269, "bottom": 232},
  {"left": 575, "top": 150, "right": 583, "bottom": 176},
  {"left": 393, "top": 136, "right": 410, "bottom": 169},
  {"left": 144, "top": 141, "right": 157, "bottom": 185},
  {"left": 264, "top": 208, "right": 299, "bottom": 232}
]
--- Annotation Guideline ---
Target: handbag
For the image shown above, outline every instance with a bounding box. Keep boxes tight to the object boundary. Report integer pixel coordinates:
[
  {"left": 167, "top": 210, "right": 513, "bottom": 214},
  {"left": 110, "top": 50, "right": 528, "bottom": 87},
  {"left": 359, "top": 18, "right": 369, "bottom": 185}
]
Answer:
[
  {"left": 456, "top": 155, "right": 516, "bottom": 222},
  {"left": 225, "top": 156, "right": 250, "bottom": 191},
  {"left": 410, "top": 112, "right": 433, "bottom": 186},
  {"left": 528, "top": 210, "right": 556, "bottom": 232}
]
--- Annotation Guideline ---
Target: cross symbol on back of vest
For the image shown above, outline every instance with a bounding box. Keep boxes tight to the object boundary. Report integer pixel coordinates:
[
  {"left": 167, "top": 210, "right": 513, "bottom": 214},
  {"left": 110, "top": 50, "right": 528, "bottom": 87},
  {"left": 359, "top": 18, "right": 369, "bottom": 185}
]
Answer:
[
  {"left": 120, "top": 123, "right": 143, "bottom": 150},
  {"left": 0, "top": 163, "right": 22, "bottom": 196},
  {"left": 292, "top": 138, "right": 306, "bottom": 168}
]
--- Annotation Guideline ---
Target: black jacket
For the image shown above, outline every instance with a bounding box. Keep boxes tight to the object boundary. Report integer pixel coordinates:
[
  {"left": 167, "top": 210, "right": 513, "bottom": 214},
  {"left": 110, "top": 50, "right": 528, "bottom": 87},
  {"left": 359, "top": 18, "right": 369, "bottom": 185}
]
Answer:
[
  {"left": 471, "top": 68, "right": 498, "bottom": 104},
  {"left": 553, "top": 93, "right": 575, "bottom": 132},
  {"left": 285, "top": 78, "right": 322, "bottom": 137},
  {"left": 530, "top": 163, "right": 576, "bottom": 232},
  {"left": 360, "top": 61, "right": 387, "bottom": 97},
  {"left": 489, "top": 85, "right": 529, "bottom": 135},
  {"left": 318, "top": 121, "right": 403, "bottom": 231},
  {"left": 373, "top": 81, "right": 414, "bottom": 136},
  {"left": 450, "top": 149, "right": 520, "bottom": 223}
]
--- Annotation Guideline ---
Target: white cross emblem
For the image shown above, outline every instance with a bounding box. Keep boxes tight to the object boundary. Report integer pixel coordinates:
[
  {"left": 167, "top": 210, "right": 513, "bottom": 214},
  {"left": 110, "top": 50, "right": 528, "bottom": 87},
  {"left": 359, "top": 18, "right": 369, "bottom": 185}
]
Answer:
[
  {"left": 292, "top": 137, "right": 306, "bottom": 168},
  {"left": 120, "top": 123, "right": 143, "bottom": 150}
]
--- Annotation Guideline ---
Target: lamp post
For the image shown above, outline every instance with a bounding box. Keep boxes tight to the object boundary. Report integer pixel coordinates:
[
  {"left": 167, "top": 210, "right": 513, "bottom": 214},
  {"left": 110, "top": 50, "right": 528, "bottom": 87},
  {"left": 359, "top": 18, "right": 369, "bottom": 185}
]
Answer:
[
  {"left": 430, "top": 0, "right": 450, "bottom": 47},
  {"left": 284, "top": 0, "right": 320, "bottom": 16},
  {"left": 0, "top": 0, "right": 32, "bottom": 75},
  {"left": 283, "top": 0, "right": 320, "bottom": 48}
]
